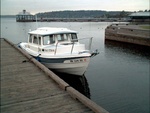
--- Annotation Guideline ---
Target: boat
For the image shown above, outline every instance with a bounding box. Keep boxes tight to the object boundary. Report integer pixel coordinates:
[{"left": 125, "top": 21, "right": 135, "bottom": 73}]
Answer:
[{"left": 19, "top": 27, "right": 99, "bottom": 76}]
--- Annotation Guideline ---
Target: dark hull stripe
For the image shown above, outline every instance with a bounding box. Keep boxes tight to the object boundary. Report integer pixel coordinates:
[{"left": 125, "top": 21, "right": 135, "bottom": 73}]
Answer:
[{"left": 33, "top": 56, "right": 89, "bottom": 63}]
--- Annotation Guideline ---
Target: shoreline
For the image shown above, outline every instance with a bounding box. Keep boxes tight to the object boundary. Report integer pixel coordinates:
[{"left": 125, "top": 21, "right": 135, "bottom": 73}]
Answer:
[{"left": 15, "top": 18, "right": 128, "bottom": 22}]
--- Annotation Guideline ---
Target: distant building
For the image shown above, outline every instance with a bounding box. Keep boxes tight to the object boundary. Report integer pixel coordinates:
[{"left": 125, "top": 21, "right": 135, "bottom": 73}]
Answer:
[
  {"left": 129, "top": 12, "right": 150, "bottom": 23},
  {"left": 16, "top": 10, "right": 35, "bottom": 22}
]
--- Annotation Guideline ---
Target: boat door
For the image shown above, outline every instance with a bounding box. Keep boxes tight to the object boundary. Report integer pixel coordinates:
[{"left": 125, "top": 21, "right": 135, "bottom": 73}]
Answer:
[{"left": 28, "top": 34, "right": 41, "bottom": 52}]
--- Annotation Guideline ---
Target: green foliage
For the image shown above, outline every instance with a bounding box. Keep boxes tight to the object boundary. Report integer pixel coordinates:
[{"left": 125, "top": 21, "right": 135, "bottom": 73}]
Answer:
[{"left": 36, "top": 10, "right": 132, "bottom": 18}]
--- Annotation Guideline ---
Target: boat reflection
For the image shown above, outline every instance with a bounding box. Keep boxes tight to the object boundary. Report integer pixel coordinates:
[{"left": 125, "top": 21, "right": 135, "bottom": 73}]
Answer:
[{"left": 53, "top": 71, "right": 91, "bottom": 99}]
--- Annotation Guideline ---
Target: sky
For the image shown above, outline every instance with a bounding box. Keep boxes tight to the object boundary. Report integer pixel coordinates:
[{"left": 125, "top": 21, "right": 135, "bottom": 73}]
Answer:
[{"left": 1, "top": 0, "right": 150, "bottom": 15}]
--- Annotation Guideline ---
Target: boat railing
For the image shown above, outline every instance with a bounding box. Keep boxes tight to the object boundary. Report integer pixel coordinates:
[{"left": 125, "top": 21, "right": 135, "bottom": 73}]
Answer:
[
  {"left": 54, "top": 42, "right": 59, "bottom": 55},
  {"left": 54, "top": 37, "right": 93, "bottom": 55}
]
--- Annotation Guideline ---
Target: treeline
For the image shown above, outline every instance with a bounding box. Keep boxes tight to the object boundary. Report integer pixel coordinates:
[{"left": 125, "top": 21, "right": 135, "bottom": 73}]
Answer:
[{"left": 36, "top": 10, "right": 132, "bottom": 18}]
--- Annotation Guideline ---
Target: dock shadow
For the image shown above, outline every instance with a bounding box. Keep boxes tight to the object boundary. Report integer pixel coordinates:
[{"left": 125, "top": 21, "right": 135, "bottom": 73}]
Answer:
[{"left": 52, "top": 71, "right": 91, "bottom": 99}]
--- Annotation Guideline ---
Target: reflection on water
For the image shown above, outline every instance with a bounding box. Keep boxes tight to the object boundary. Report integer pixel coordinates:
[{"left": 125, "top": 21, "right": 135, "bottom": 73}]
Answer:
[
  {"left": 53, "top": 71, "right": 91, "bottom": 98},
  {"left": 102, "top": 40, "right": 150, "bottom": 113},
  {"left": 105, "top": 40, "right": 150, "bottom": 60}
]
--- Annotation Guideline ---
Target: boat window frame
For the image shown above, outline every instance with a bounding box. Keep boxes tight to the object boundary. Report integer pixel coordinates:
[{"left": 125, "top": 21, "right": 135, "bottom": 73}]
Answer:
[
  {"left": 38, "top": 36, "right": 42, "bottom": 45},
  {"left": 43, "top": 35, "right": 56, "bottom": 45},
  {"left": 57, "top": 34, "right": 65, "bottom": 42},
  {"left": 71, "top": 33, "right": 78, "bottom": 42},
  {"left": 56, "top": 33, "right": 77, "bottom": 43},
  {"left": 28, "top": 34, "right": 33, "bottom": 43},
  {"left": 63, "top": 34, "right": 69, "bottom": 41},
  {"left": 33, "top": 36, "right": 38, "bottom": 45},
  {"left": 28, "top": 34, "right": 42, "bottom": 45}
]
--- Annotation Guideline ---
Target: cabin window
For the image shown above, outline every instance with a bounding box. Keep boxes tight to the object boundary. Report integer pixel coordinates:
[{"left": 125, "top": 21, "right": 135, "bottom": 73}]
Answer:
[
  {"left": 57, "top": 34, "right": 63, "bottom": 42},
  {"left": 49, "top": 35, "right": 55, "bottom": 44},
  {"left": 57, "top": 34, "right": 69, "bottom": 42},
  {"left": 43, "top": 36, "right": 49, "bottom": 45},
  {"left": 66, "top": 34, "right": 71, "bottom": 40},
  {"left": 63, "top": 34, "right": 68, "bottom": 41},
  {"left": 33, "top": 36, "right": 38, "bottom": 44},
  {"left": 29, "top": 35, "right": 32, "bottom": 43},
  {"left": 38, "top": 37, "right": 41, "bottom": 45},
  {"left": 43, "top": 35, "right": 55, "bottom": 45},
  {"left": 71, "top": 34, "right": 78, "bottom": 42}
]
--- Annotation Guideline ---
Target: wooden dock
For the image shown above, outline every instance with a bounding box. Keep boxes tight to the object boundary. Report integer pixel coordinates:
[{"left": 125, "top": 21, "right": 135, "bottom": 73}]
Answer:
[{"left": 0, "top": 38, "right": 108, "bottom": 113}]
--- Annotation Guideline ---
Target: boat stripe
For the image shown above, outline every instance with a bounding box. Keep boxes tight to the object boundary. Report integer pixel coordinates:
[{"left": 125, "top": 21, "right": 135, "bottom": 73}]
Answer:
[{"left": 34, "top": 56, "right": 89, "bottom": 63}]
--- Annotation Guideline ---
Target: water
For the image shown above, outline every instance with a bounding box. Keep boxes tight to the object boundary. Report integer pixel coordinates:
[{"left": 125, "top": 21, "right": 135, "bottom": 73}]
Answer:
[{"left": 1, "top": 17, "right": 150, "bottom": 113}]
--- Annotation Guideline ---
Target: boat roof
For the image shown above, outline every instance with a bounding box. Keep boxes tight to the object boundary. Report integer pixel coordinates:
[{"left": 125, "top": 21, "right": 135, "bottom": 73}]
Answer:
[{"left": 29, "top": 27, "right": 78, "bottom": 35}]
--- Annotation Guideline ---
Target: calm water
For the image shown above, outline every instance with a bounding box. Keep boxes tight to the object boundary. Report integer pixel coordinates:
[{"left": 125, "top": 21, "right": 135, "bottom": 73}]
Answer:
[{"left": 1, "top": 17, "right": 150, "bottom": 113}]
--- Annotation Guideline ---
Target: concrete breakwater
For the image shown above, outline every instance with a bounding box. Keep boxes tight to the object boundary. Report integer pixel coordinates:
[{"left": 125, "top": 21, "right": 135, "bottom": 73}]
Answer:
[{"left": 105, "top": 24, "right": 150, "bottom": 47}]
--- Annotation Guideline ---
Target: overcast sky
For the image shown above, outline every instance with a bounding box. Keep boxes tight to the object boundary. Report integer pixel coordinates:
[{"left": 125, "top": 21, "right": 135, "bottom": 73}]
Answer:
[{"left": 1, "top": 0, "right": 150, "bottom": 15}]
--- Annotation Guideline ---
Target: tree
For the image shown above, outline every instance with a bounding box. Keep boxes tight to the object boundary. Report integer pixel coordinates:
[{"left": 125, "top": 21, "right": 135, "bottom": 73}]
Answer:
[{"left": 144, "top": 10, "right": 148, "bottom": 12}]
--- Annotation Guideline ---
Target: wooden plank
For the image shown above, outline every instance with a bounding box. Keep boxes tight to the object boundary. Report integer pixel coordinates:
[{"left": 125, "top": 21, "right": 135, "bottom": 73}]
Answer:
[{"left": 1, "top": 93, "right": 93, "bottom": 113}]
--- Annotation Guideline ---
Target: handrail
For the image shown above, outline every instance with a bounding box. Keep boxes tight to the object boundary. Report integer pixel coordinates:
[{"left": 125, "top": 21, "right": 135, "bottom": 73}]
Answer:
[
  {"left": 54, "top": 37, "right": 93, "bottom": 55},
  {"left": 88, "top": 37, "right": 93, "bottom": 51},
  {"left": 72, "top": 37, "right": 93, "bottom": 41},
  {"left": 71, "top": 42, "right": 75, "bottom": 54},
  {"left": 80, "top": 37, "right": 93, "bottom": 51},
  {"left": 54, "top": 42, "right": 59, "bottom": 55}
]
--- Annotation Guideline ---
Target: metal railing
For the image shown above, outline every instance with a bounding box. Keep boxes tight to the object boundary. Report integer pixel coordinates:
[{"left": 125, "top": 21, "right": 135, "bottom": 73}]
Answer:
[{"left": 54, "top": 37, "right": 93, "bottom": 55}]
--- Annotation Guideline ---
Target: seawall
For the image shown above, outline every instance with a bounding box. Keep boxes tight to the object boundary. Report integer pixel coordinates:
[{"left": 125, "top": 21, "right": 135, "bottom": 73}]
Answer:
[{"left": 105, "top": 24, "right": 150, "bottom": 47}]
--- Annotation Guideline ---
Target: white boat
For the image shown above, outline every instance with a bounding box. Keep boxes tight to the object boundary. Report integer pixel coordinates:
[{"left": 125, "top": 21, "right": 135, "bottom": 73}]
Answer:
[{"left": 19, "top": 27, "right": 99, "bottom": 76}]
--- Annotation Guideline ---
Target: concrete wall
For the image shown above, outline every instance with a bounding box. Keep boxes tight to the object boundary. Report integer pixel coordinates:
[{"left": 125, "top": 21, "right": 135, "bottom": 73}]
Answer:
[{"left": 105, "top": 25, "right": 150, "bottom": 47}]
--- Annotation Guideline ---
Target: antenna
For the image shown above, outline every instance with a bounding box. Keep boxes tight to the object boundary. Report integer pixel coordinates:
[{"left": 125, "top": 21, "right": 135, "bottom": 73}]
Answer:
[
  {"left": 35, "top": 14, "right": 38, "bottom": 28},
  {"left": 35, "top": 14, "right": 40, "bottom": 55},
  {"left": 34, "top": 0, "right": 38, "bottom": 28}
]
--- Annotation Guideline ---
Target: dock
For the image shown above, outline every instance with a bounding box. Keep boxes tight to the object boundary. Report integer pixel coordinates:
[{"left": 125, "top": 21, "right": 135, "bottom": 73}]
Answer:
[
  {"left": 0, "top": 38, "right": 108, "bottom": 113},
  {"left": 105, "top": 24, "right": 150, "bottom": 47}
]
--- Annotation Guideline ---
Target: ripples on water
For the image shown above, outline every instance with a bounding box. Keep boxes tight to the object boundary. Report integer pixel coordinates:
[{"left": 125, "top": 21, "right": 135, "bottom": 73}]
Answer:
[{"left": 102, "top": 41, "right": 150, "bottom": 113}]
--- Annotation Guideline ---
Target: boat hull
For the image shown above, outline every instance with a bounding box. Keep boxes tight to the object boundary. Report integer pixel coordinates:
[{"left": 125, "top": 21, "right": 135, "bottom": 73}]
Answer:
[
  {"left": 37, "top": 57, "right": 90, "bottom": 76},
  {"left": 43, "top": 58, "right": 90, "bottom": 76},
  {"left": 19, "top": 42, "right": 91, "bottom": 76}
]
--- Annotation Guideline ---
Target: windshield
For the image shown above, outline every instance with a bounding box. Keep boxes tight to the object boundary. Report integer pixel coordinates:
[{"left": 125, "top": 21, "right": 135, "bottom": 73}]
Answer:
[
  {"left": 57, "top": 33, "right": 78, "bottom": 42},
  {"left": 71, "top": 33, "right": 78, "bottom": 42},
  {"left": 29, "top": 34, "right": 41, "bottom": 45},
  {"left": 43, "top": 35, "right": 55, "bottom": 45},
  {"left": 43, "top": 33, "right": 78, "bottom": 45},
  {"left": 57, "top": 34, "right": 69, "bottom": 42}
]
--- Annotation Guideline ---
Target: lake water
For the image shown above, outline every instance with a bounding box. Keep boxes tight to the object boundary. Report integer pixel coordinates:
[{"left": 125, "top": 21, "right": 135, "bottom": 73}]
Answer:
[{"left": 1, "top": 17, "right": 150, "bottom": 113}]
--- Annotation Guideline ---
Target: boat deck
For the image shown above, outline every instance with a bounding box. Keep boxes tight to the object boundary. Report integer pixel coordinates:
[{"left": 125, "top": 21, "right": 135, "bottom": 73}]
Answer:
[{"left": 0, "top": 38, "right": 108, "bottom": 113}]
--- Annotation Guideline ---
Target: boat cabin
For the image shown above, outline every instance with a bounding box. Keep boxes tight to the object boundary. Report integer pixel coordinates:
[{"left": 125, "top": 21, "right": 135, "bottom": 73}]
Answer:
[
  {"left": 28, "top": 27, "right": 78, "bottom": 46},
  {"left": 26, "top": 27, "right": 84, "bottom": 55}
]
